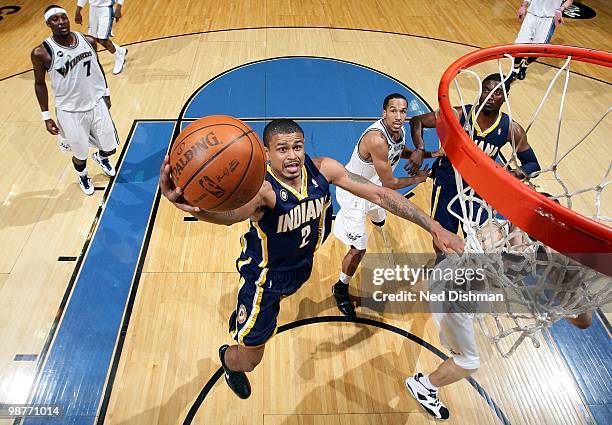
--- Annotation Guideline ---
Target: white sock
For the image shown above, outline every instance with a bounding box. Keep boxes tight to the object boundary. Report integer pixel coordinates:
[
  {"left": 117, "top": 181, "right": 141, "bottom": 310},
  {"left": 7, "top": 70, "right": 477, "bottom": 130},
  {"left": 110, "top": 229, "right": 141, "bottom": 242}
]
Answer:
[
  {"left": 339, "top": 272, "right": 352, "bottom": 285},
  {"left": 77, "top": 168, "right": 88, "bottom": 177},
  {"left": 113, "top": 43, "right": 124, "bottom": 55},
  {"left": 421, "top": 374, "right": 438, "bottom": 390}
]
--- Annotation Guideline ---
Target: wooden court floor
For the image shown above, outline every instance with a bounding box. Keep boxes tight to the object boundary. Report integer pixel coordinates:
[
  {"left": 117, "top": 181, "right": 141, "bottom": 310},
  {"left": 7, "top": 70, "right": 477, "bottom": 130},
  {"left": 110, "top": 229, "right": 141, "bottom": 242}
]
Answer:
[{"left": 0, "top": 1, "right": 610, "bottom": 424}]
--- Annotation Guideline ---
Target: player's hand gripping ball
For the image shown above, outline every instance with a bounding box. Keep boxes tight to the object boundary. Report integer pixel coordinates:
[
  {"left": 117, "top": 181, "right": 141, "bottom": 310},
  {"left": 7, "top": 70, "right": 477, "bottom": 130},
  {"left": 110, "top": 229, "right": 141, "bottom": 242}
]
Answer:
[{"left": 169, "top": 115, "right": 266, "bottom": 211}]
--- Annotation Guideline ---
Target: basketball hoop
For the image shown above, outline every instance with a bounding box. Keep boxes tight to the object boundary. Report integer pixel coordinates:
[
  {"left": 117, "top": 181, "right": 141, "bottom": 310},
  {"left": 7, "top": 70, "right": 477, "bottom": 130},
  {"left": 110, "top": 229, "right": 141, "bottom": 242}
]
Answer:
[
  {"left": 435, "top": 44, "right": 611, "bottom": 356},
  {"left": 437, "top": 44, "right": 612, "bottom": 275}
]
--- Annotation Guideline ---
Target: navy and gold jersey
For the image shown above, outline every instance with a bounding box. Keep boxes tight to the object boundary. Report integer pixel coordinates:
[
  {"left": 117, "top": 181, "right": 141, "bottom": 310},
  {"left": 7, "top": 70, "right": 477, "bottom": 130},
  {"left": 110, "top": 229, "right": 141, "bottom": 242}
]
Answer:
[
  {"left": 237, "top": 154, "right": 333, "bottom": 273},
  {"left": 433, "top": 104, "right": 511, "bottom": 185}
]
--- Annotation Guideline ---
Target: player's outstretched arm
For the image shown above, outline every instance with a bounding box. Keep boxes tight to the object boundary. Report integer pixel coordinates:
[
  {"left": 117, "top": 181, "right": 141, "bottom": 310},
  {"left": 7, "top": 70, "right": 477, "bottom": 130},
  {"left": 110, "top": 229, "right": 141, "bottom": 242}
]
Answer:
[
  {"left": 367, "top": 132, "right": 430, "bottom": 189},
  {"left": 159, "top": 155, "right": 272, "bottom": 225},
  {"left": 316, "top": 156, "right": 464, "bottom": 253}
]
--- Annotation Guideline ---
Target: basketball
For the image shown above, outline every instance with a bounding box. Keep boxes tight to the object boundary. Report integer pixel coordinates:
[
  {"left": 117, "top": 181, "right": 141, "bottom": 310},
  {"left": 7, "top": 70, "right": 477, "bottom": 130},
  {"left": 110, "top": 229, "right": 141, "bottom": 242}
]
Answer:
[{"left": 169, "top": 115, "right": 266, "bottom": 211}]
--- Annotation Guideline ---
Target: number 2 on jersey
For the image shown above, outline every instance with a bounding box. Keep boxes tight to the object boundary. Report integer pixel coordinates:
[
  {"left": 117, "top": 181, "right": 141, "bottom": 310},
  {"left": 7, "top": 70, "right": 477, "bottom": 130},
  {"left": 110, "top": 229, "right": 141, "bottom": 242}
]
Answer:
[{"left": 299, "top": 225, "right": 311, "bottom": 248}]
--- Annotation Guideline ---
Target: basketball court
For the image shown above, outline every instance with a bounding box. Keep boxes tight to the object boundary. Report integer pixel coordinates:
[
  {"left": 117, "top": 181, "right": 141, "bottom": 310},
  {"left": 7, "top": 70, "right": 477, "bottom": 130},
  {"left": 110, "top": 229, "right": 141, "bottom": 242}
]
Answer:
[{"left": 0, "top": 1, "right": 610, "bottom": 424}]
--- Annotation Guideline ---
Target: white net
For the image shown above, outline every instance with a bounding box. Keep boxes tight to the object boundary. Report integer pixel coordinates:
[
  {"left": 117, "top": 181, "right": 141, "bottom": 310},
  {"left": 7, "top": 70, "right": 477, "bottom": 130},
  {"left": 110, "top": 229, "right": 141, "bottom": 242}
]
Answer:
[{"left": 442, "top": 51, "right": 612, "bottom": 357}]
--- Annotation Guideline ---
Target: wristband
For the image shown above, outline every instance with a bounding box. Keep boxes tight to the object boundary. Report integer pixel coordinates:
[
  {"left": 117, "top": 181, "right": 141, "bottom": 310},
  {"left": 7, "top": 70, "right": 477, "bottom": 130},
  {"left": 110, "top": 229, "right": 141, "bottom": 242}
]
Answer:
[
  {"left": 415, "top": 147, "right": 424, "bottom": 151},
  {"left": 41, "top": 110, "right": 51, "bottom": 121},
  {"left": 104, "top": 87, "right": 111, "bottom": 96}
]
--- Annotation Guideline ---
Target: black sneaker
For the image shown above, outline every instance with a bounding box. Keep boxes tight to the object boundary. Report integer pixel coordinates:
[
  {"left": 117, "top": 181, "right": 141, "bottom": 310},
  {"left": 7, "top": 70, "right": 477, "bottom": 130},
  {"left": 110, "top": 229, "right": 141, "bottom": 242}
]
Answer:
[
  {"left": 219, "top": 345, "right": 251, "bottom": 399},
  {"left": 332, "top": 281, "right": 356, "bottom": 318},
  {"left": 517, "top": 65, "right": 528, "bottom": 80}
]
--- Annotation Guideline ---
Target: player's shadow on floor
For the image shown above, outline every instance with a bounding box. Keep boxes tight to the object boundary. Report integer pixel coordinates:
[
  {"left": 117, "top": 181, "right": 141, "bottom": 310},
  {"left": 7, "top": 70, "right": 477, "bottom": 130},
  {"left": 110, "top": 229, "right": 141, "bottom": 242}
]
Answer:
[
  {"left": 294, "top": 318, "right": 427, "bottom": 384},
  {"left": 0, "top": 186, "right": 87, "bottom": 229},
  {"left": 113, "top": 357, "right": 215, "bottom": 425},
  {"left": 292, "top": 276, "right": 437, "bottom": 322},
  {"left": 106, "top": 39, "right": 201, "bottom": 83},
  {"left": 278, "top": 339, "right": 425, "bottom": 425},
  {"left": 297, "top": 324, "right": 376, "bottom": 380}
]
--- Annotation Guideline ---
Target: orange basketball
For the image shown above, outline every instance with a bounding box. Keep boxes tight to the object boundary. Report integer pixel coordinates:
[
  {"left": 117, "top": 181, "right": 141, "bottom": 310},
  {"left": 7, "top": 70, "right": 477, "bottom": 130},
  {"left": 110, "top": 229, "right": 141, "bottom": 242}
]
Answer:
[{"left": 169, "top": 115, "right": 266, "bottom": 211}]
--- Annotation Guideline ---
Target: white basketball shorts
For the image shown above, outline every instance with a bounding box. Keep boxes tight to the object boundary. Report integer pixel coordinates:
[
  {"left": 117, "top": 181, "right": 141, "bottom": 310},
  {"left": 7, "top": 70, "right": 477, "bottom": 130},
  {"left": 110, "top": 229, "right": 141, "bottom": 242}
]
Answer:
[
  {"left": 88, "top": 5, "right": 114, "bottom": 40},
  {"left": 333, "top": 186, "right": 386, "bottom": 250},
  {"left": 56, "top": 98, "right": 119, "bottom": 160},
  {"left": 515, "top": 13, "right": 556, "bottom": 44},
  {"left": 433, "top": 312, "right": 480, "bottom": 370}
]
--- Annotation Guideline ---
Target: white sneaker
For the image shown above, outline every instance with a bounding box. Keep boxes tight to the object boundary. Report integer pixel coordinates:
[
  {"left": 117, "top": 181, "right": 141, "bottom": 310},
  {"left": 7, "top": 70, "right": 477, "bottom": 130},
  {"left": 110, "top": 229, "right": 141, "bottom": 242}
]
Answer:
[
  {"left": 92, "top": 151, "right": 116, "bottom": 176},
  {"left": 112, "top": 48, "right": 127, "bottom": 74},
  {"left": 78, "top": 175, "right": 94, "bottom": 196},
  {"left": 405, "top": 373, "right": 450, "bottom": 420}
]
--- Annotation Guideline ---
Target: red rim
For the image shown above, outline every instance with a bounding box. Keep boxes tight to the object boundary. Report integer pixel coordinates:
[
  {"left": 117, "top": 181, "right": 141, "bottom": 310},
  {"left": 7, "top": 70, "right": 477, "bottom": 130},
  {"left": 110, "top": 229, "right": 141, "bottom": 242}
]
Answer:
[{"left": 436, "top": 44, "right": 612, "bottom": 275}]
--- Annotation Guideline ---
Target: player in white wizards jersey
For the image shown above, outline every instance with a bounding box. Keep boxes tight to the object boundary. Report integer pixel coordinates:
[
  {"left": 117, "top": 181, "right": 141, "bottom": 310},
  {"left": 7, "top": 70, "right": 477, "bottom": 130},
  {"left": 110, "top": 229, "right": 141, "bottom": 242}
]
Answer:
[
  {"left": 511, "top": 0, "right": 573, "bottom": 80},
  {"left": 32, "top": 6, "right": 119, "bottom": 195},
  {"left": 75, "top": 0, "right": 128, "bottom": 74},
  {"left": 332, "top": 94, "right": 430, "bottom": 317}
]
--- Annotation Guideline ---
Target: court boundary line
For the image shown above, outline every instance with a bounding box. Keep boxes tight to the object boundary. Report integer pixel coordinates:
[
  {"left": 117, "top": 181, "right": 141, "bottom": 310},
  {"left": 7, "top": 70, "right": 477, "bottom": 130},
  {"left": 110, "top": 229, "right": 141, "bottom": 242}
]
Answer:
[
  {"left": 12, "top": 120, "right": 136, "bottom": 425},
  {"left": 95, "top": 120, "right": 176, "bottom": 424},
  {"left": 2, "top": 26, "right": 609, "bottom": 86}
]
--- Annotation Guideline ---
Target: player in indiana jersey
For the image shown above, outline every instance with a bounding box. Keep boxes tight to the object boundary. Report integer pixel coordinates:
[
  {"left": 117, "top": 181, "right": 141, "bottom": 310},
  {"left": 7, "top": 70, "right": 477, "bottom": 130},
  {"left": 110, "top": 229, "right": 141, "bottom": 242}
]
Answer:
[
  {"left": 160, "top": 119, "right": 464, "bottom": 400},
  {"left": 32, "top": 6, "right": 119, "bottom": 195},
  {"left": 332, "top": 93, "right": 430, "bottom": 318},
  {"left": 408, "top": 74, "right": 541, "bottom": 251}
]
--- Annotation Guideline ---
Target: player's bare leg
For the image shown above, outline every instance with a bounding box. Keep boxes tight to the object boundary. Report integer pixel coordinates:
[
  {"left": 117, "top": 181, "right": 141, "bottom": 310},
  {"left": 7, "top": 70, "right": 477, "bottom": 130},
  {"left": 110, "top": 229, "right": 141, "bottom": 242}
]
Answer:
[
  {"left": 333, "top": 247, "right": 364, "bottom": 318},
  {"left": 219, "top": 344, "right": 264, "bottom": 399},
  {"left": 97, "top": 37, "right": 127, "bottom": 74},
  {"left": 429, "top": 358, "right": 477, "bottom": 387},
  {"left": 97, "top": 37, "right": 116, "bottom": 54}
]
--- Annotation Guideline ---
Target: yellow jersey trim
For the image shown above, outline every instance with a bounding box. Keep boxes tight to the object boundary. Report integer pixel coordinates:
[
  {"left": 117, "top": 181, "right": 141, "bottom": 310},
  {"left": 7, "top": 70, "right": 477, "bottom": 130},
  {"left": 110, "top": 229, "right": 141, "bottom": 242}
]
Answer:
[
  {"left": 431, "top": 185, "right": 442, "bottom": 217},
  {"left": 314, "top": 200, "right": 331, "bottom": 251},
  {"left": 267, "top": 164, "right": 309, "bottom": 201},
  {"left": 230, "top": 276, "right": 247, "bottom": 340},
  {"left": 252, "top": 221, "right": 268, "bottom": 268},
  {"left": 471, "top": 107, "right": 502, "bottom": 138},
  {"left": 237, "top": 257, "right": 252, "bottom": 271},
  {"left": 238, "top": 268, "right": 268, "bottom": 345}
]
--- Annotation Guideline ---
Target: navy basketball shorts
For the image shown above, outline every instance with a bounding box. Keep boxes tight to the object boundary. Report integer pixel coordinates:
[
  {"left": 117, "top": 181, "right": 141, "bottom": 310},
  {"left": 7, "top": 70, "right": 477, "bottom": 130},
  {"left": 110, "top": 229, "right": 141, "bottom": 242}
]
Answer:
[
  {"left": 431, "top": 183, "right": 488, "bottom": 234},
  {"left": 229, "top": 264, "right": 312, "bottom": 347}
]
